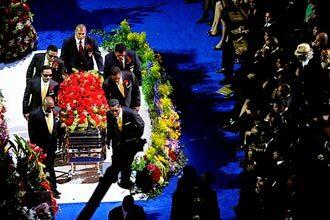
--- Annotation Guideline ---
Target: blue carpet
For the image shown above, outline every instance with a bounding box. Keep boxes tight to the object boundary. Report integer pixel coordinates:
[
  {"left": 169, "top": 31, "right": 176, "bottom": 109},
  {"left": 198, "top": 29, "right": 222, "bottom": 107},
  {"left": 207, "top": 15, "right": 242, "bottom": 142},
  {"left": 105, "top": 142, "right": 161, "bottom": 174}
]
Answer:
[{"left": 30, "top": 0, "right": 242, "bottom": 219}]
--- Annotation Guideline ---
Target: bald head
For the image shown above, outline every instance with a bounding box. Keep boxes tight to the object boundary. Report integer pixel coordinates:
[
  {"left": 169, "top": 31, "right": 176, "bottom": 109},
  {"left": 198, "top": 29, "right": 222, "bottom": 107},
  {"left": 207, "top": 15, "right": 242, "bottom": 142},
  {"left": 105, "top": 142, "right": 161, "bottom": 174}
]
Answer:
[
  {"left": 75, "top": 24, "right": 87, "bottom": 40},
  {"left": 43, "top": 96, "right": 55, "bottom": 113},
  {"left": 315, "top": 32, "right": 328, "bottom": 48}
]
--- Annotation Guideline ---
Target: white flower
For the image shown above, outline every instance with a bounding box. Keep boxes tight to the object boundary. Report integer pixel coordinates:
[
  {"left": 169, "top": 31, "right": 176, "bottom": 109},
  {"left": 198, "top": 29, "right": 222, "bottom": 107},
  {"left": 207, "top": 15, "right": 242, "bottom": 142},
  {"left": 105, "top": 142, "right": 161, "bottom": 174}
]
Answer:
[
  {"left": 25, "top": 20, "right": 31, "bottom": 26},
  {"left": 8, "top": 40, "right": 15, "bottom": 46},
  {"left": 24, "top": 36, "right": 30, "bottom": 43},
  {"left": 17, "top": 22, "right": 24, "bottom": 30}
]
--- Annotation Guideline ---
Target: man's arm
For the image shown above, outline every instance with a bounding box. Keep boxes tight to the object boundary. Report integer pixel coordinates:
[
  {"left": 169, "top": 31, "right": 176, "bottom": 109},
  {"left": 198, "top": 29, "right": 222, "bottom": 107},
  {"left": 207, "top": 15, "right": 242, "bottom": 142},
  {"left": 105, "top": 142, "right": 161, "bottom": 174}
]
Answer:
[
  {"left": 103, "top": 53, "right": 111, "bottom": 80},
  {"left": 22, "top": 81, "right": 32, "bottom": 116},
  {"left": 131, "top": 73, "right": 141, "bottom": 110},
  {"left": 60, "top": 39, "right": 70, "bottom": 72},
  {"left": 132, "top": 110, "right": 144, "bottom": 138},
  {"left": 133, "top": 51, "right": 142, "bottom": 86},
  {"left": 28, "top": 112, "right": 37, "bottom": 143},
  {"left": 26, "top": 54, "right": 37, "bottom": 83},
  {"left": 92, "top": 38, "right": 104, "bottom": 72}
]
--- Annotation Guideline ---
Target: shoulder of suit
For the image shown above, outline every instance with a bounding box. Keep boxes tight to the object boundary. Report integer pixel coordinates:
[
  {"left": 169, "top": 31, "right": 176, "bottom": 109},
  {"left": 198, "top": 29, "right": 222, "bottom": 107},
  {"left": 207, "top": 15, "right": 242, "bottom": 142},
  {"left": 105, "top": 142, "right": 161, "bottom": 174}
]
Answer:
[
  {"left": 30, "top": 77, "right": 40, "bottom": 84},
  {"left": 127, "top": 50, "right": 136, "bottom": 56},
  {"left": 122, "top": 106, "right": 135, "bottom": 115},
  {"left": 64, "top": 36, "right": 75, "bottom": 44},
  {"left": 35, "top": 53, "right": 46, "bottom": 58},
  {"left": 121, "top": 70, "right": 132, "bottom": 78},
  {"left": 86, "top": 35, "right": 96, "bottom": 43},
  {"left": 50, "top": 79, "right": 59, "bottom": 86},
  {"left": 105, "top": 51, "right": 114, "bottom": 59},
  {"left": 54, "top": 57, "right": 64, "bottom": 63}
]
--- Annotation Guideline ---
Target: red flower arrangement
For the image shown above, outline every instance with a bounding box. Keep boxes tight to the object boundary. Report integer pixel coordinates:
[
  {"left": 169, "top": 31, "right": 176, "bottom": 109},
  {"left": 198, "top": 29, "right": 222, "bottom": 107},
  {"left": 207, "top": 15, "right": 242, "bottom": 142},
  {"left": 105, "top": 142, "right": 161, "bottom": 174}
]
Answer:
[
  {"left": 0, "top": 0, "right": 37, "bottom": 62},
  {"left": 147, "top": 163, "right": 162, "bottom": 184},
  {"left": 58, "top": 71, "right": 109, "bottom": 133}
]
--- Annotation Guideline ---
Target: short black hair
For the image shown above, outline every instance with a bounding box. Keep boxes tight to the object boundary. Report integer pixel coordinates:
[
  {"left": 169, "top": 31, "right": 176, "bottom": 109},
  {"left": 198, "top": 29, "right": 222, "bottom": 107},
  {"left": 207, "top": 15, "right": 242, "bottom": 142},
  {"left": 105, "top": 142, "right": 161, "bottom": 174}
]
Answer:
[
  {"left": 108, "top": 99, "right": 119, "bottom": 107},
  {"left": 122, "top": 195, "right": 134, "bottom": 211},
  {"left": 47, "top": 45, "right": 58, "bottom": 52},
  {"left": 115, "top": 43, "right": 126, "bottom": 53},
  {"left": 110, "top": 66, "right": 121, "bottom": 76},
  {"left": 42, "top": 65, "right": 52, "bottom": 71}
]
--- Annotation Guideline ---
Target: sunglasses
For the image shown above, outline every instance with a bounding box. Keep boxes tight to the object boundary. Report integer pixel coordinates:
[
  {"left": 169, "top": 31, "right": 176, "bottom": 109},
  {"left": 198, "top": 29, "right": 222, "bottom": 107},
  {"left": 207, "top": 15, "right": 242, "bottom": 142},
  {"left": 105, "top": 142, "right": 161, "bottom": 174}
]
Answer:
[
  {"left": 42, "top": 74, "right": 53, "bottom": 78},
  {"left": 48, "top": 53, "right": 57, "bottom": 58}
]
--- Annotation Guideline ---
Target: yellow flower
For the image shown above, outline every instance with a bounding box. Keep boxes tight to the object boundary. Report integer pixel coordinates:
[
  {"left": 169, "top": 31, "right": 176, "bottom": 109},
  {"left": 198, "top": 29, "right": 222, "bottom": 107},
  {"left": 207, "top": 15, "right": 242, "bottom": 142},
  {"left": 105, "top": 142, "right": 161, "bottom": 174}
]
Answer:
[
  {"left": 158, "top": 176, "right": 165, "bottom": 185},
  {"left": 151, "top": 133, "right": 166, "bottom": 149},
  {"left": 158, "top": 82, "right": 172, "bottom": 97}
]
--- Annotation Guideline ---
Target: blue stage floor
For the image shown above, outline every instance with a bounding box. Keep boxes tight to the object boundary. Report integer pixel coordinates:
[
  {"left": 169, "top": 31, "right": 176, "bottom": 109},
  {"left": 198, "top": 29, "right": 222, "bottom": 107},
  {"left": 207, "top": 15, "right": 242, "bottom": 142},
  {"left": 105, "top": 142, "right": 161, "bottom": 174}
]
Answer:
[{"left": 30, "top": 0, "right": 242, "bottom": 219}]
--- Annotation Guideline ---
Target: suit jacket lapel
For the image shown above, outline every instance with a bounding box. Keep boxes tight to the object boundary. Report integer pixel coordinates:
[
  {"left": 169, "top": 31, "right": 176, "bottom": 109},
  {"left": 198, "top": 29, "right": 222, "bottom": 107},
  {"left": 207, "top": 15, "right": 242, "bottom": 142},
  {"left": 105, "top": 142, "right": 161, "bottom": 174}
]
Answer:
[
  {"left": 38, "top": 108, "right": 49, "bottom": 134},
  {"left": 122, "top": 72, "right": 129, "bottom": 98},
  {"left": 71, "top": 36, "right": 79, "bottom": 55},
  {"left": 36, "top": 77, "right": 42, "bottom": 99},
  {"left": 40, "top": 54, "right": 46, "bottom": 66}
]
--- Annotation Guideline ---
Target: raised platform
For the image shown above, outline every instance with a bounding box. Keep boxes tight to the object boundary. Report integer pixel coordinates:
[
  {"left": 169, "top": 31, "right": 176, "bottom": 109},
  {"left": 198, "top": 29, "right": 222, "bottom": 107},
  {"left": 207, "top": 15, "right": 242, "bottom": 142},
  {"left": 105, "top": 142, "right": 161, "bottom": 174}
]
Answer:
[{"left": 0, "top": 50, "right": 152, "bottom": 203}]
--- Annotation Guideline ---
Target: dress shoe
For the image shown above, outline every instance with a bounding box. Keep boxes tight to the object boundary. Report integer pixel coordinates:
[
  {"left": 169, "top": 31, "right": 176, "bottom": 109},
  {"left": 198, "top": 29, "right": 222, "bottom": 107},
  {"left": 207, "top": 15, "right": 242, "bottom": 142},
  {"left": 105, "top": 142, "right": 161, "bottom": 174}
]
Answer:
[
  {"left": 213, "top": 45, "right": 222, "bottom": 50},
  {"left": 208, "top": 31, "right": 219, "bottom": 37},
  {"left": 118, "top": 180, "right": 134, "bottom": 189},
  {"left": 216, "top": 68, "right": 226, "bottom": 73},
  {"left": 53, "top": 190, "right": 61, "bottom": 199}
]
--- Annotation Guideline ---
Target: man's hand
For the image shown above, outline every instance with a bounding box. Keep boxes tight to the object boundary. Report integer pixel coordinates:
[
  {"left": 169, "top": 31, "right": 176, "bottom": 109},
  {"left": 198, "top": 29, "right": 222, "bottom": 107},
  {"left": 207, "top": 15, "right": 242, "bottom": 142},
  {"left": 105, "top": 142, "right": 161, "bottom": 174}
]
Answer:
[
  {"left": 23, "top": 114, "right": 29, "bottom": 121},
  {"left": 134, "top": 106, "right": 140, "bottom": 112}
]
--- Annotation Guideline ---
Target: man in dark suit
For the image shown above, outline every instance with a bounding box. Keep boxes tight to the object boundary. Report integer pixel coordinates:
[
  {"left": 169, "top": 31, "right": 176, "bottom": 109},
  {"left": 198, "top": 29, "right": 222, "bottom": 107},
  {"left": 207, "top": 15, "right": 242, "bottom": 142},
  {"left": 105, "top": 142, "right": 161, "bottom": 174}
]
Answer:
[
  {"left": 60, "top": 24, "right": 103, "bottom": 73},
  {"left": 26, "top": 45, "right": 66, "bottom": 84},
  {"left": 28, "top": 96, "right": 62, "bottom": 198},
  {"left": 23, "top": 65, "right": 59, "bottom": 120},
  {"left": 104, "top": 43, "right": 142, "bottom": 85},
  {"left": 108, "top": 195, "right": 147, "bottom": 220},
  {"left": 103, "top": 66, "right": 140, "bottom": 111},
  {"left": 77, "top": 99, "right": 145, "bottom": 220}
]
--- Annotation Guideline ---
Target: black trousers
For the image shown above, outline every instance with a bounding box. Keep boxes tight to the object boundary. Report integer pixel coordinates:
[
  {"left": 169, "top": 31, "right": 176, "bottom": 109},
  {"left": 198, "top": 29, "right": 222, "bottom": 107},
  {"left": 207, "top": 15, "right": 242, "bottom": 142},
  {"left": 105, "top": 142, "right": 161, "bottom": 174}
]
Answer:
[
  {"left": 77, "top": 145, "right": 136, "bottom": 220},
  {"left": 44, "top": 152, "right": 57, "bottom": 192}
]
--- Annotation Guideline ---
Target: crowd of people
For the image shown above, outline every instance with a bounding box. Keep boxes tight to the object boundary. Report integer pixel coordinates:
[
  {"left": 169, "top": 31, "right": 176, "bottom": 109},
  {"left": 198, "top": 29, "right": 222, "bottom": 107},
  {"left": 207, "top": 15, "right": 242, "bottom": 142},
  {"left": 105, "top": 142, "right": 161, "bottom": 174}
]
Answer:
[
  {"left": 189, "top": 0, "right": 329, "bottom": 219},
  {"left": 19, "top": 0, "right": 330, "bottom": 219}
]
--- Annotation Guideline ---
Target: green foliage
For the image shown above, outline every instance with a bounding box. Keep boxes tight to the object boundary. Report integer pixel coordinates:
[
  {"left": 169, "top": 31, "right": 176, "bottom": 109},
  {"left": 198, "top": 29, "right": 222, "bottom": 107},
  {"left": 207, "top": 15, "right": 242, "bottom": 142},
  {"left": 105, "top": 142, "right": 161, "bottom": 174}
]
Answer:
[{"left": 94, "top": 20, "right": 185, "bottom": 198}]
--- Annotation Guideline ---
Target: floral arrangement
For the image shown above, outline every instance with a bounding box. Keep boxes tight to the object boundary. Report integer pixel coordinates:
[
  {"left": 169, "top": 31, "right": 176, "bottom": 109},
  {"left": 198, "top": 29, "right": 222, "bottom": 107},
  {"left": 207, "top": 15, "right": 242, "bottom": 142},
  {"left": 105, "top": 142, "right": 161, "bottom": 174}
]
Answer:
[
  {"left": 94, "top": 20, "right": 186, "bottom": 197},
  {"left": 0, "top": 89, "right": 9, "bottom": 147},
  {"left": 57, "top": 70, "right": 109, "bottom": 133},
  {"left": 0, "top": 0, "right": 37, "bottom": 62},
  {"left": 9, "top": 135, "right": 59, "bottom": 215},
  {"left": 0, "top": 91, "right": 57, "bottom": 218}
]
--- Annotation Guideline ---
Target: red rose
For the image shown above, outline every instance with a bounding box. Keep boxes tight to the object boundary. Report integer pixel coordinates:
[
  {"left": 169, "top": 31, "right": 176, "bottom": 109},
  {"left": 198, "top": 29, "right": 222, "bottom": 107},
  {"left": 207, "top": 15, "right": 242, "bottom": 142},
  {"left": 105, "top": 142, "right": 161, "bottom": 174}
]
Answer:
[
  {"left": 123, "top": 79, "right": 130, "bottom": 88},
  {"left": 147, "top": 164, "right": 161, "bottom": 183},
  {"left": 39, "top": 153, "right": 47, "bottom": 161},
  {"left": 169, "top": 150, "right": 177, "bottom": 161},
  {"left": 52, "top": 61, "right": 59, "bottom": 69},
  {"left": 85, "top": 44, "right": 93, "bottom": 52},
  {"left": 126, "top": 55, "right": 132, "bottom": 64}
]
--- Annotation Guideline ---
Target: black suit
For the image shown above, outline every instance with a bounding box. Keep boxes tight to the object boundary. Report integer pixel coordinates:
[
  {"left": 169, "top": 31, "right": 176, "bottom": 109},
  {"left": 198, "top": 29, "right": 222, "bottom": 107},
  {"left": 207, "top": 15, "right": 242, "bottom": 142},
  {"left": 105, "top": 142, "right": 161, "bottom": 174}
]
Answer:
[
  {"left": 60, "top": 35, "right": 103, "bottom": 73},
  {"left": 26, "top": 53, "right": 66, "bottom": 83},
  {"left": 77, "top": 107, "right": 144, "bottom": 220},
  {"left": 22, "top": 78, "right": 59, "bottom": 114},
  {"left": 106, "top": 107, "right": 145, "bottom": 183},
  {"left": 108, "top": 205, "right": 147, "bottom": 220},
  {"left": 104, "top": 50, "right": 142, "bottom": 85},
  {"left": 103, "top": 71, "right": 140, "bottom": 108},
  {"left": 28, "top": 106, "right": 62, "bottom": 192}
]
